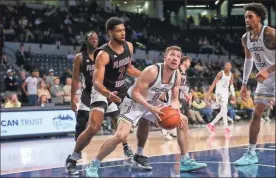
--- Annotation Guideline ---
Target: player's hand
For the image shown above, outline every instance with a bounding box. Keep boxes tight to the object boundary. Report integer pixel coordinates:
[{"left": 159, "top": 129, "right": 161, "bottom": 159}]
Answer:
[
  {"left": 240, "top": 84, "right": 248, "bottom": 101},
  {"left": 149, "top": 105, "right": 164, "bottom": 121},
  {"left": 177, "top": 113, "right": 186, "bottom": 129},
  {"left": 108, "top": 91, "right": 121, "bottom": 103},
  {"left": 256, "top": 69, "right": 269, "bottom": 83},
  {"left": 71, "top": 100, "right": 77, "bottom": 112}
]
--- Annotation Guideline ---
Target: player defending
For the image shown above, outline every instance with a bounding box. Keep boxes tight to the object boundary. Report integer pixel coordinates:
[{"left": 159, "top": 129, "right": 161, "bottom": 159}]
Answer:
[
  {"left": 85, "top": 46, "right": 207, "bottom": 177},
  {"left": 206, "top": 62, "right": 235, "bottom": 135},
  {"left": 235, "top": 3, "right": 275, "bottom": 166}
]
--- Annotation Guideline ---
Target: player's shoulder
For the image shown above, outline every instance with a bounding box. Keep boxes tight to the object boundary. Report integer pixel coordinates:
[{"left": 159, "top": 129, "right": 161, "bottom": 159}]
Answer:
[
  {"left": 143, "top": 64, "right": 159, "bottom": 76},
  {"left": 264, "top": 26, "right": 275, "bottom": 37},
  {"left": 242, "top": 33, "right": 247, "bottom": 44},
  {"left": 74, "top": 52, "right": 83, "bottom": 62}
]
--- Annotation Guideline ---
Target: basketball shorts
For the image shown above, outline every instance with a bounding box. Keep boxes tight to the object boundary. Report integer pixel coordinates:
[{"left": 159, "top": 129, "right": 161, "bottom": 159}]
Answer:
[
  {"left": 254, "top": 80, "right": 275, "bottom": 104},
  {"left": 215, "top": 92, "right": 229, "bottom": 106},
  {"left": 118, "top": 96, "right": 166, "bottom": 126},
  {"left": 90, "top": 86, "right": 118, "bottom": 113}
]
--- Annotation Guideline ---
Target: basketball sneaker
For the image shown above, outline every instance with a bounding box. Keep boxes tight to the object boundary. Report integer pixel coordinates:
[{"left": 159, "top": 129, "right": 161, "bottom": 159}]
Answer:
[
  {"left": 65, "top": 155, "right": 79, "bottom": 175},
  {"left": 206, "top": 123, "right": 215, "bottom": 134},
  {"left": 131, "top": 154, "right": 152, "bottom": 170},
  {"left": 123, "top": 145, "right": 134, "bottom": 158},
  {"left": 161, "top": 129, "right": 173, "bottom": 140},
  {"left": 234, "top": 150, "right": 258, "bottom": 166},
  {"left": 180, "top": 157, "right": 207, "bottom": 172},
  {"left": 225, "top": 128, "right": 231, "bottom": 136},
  {"left": 86, "top": 161, "right": 100, "bottom": 177}
]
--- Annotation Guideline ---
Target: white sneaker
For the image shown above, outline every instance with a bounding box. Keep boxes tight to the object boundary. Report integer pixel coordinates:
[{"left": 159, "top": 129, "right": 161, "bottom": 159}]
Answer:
[
  {"left": 264, "top": 117, "right": 271, "bottom": 122},
  {"left": 228, "top": 117, "right": 234, "bottom": 124},
  {"left": 261, "top": 117, "right": 266, "bottom": 122},
  {"left": 235, "top": 115, "right": 241, "bottom": 120},
  {"left": 168, "top": 128, "right": 177, "bottom": 137},
  {"left": 161, "top": 129, "right": 173, "bottom": 140}
]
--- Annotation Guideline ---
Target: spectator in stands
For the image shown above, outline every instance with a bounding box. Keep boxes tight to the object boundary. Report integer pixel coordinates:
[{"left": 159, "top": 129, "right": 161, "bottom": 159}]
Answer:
[
  {"left": 228, "top": 95, "right": 237, "bottom": 122},
  {"left": 17, "top": 70, "right": 28, "bottom": 103},
  {"left": 240, "top": 90, "right": 254, "bottom": 120},
  {"left": 22, "top": 69, "right": 40, "bottom": 106},
  {"left": 38, "top": 95, "right": 49, "bottom": 107},
  {"left": 189, "top": 109, "right": 206, "bottom": 125},
  {"left": 1, "top": 53, "right": 8, "bottom": 66},
  {"left": 262, "top": 100, "right": 274, "bottom": 122},
  {"left": 63, "top": 77, "right": 72, "bottom": 104},
  {"left": 46, "top": 69, "right": 55, "bottom": 87},
  {"left": 4, "top": 69, "right": 18, "bottom": 95},
  {"left": 15, "top": 44, "right": 26, "bottom": 68},
  {"left": 50, "top": 77, "right": 64, "bottom": 104},
  {"left": 60, "top": 67, "right": 73, "bottom": 85},
  {"left": 4, "top": 93, "right": 21, "bottom": 108},
  {"left": 192, "top": 94, "right": 212, "bottom": 123},
  {"left": 37, "top": 80, "right": 51, "bottom": 102}
]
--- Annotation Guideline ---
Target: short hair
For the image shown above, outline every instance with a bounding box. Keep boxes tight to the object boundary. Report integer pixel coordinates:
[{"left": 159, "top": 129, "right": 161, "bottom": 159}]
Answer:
[
  {"left": 244, "top": 3, "right": 267, "bottom": 24},
  {"left": 164, "top": 46, "right": 182, "bottom": 57},
  {"left": 180, "top": 56, "right": 191, "bottom": 64},
  {"left": 106, "top": 17, "right": 124, "bottom": 31}
]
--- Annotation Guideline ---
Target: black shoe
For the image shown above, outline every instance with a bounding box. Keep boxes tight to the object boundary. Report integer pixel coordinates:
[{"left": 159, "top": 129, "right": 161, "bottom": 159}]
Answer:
[
  {"left": 123, "top": 146, "right": 134, "bottom": 158},
  {"left": 65, "top": 155, "right": 79, "bottom": 175},
  {"left": 131, "top": 154, "right": 152, "bottom": 170}
]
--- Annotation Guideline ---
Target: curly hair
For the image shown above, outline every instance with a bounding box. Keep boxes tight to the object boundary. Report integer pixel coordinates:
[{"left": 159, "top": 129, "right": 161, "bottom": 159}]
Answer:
[{"left": 244, "top": 3, "right": 267, "bottom": 24}]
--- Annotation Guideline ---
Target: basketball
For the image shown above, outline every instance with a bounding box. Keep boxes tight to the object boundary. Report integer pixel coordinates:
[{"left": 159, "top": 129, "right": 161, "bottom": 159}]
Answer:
[{"left": 158, "top": 106, "right": 181, "bottom": 130}]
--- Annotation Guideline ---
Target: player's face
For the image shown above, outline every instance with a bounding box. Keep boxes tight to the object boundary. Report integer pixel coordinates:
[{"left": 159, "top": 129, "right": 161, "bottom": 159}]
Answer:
[
  {"left": 87, "top": 33, "right": 99, "bottom": 49},
  {"left": 224, "top": 63, "right": 232, "bottom": 71},
  {"left": 244, "top": 11, "right": 261, "bottom": 31},
  {"left": 164, "top": 50, "right": 181, "bottom": 71},
  {"left": 183, "top": 59, "right": 191, "bottom": 69},
  {"left": 110, "top": 24, "right": 125, "bottom": 44}
]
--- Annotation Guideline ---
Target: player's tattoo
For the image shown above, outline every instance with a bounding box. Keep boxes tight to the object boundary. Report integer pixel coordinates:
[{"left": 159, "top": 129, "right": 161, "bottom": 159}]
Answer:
[{"left": 264, "top": 27, "right": 276, "bottom": 50}]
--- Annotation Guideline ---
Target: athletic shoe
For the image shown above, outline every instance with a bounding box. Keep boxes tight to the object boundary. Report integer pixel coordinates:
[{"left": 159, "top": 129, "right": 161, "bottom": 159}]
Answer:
[
  {"left": 234, "top": 150, "right": 258, "bottom": 166},
  {"left": 180, "top": 157, "right": 207, "bottom": 172},
  {"left": 65, "top": 155, "right": 79, "bottom": 175},
  {"left": 131, "top": 154, "right": 152, "bottom": 170},
  {"left": 86, "top": 161, "right": 100, "bottom": 177},
  {"left": 206, "top": 123, "right": 215, "bottom": 134},
  {"left": 123, "top": 146, "right": 134, "bottom": 158}
]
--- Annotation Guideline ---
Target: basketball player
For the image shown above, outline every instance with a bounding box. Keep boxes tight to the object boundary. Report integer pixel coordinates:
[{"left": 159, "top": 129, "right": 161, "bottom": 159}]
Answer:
[
  {"left": 205, "top": 62, "right": 235, "bottom": 135},
  {"left": 85, "top": 46, "right": 207, "bottom": 177},
  {"left": 65, "top": 27, "right": 137, "bottom": 174},
  {"left": 234, "top": 3, "right": 275, "bottom": 166},
  {"left": 160, "top": 56, "right": 192, "bottom": 140}
]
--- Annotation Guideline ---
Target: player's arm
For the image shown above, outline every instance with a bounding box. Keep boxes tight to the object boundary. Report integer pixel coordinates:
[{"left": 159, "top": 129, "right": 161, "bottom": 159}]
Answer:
[
  {"left": 242, "top": 33, "right": 253, "bottom": 85},
  {"left": 230, "top": 74, "right": 235, "bottom": 97},
  {"left": 131, "top": 65, "right": 159, "bottom": 111},
  {"left": 93, "top": 51, "right": 112, "bottom": 97},
  {"left": 263, "top": 27, "right": 276, "bottom": 73},
  {"left": 71, "top": 53, "right": 82, "bottom": 104},
  {"left": 126, "top": 41, "right": 141, "bottom": 78},
  {"left": 170, "top": 70, "right": 181, "bottom": 109},
  {"left": 207, "top": 71, "right": 222, "bottom": 95}
]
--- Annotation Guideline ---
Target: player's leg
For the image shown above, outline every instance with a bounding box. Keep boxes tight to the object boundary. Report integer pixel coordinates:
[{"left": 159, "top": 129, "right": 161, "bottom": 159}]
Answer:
[
  {"left": 132, "top": 118, "right": 152, "bottom": 169},
  {"left": 65, "top": 110, "right": 89, "bottom": 175},
  {"left": 106, "top": 106, "right": 134, "bottom": 158},
  {"left": 177, "top": 114, "right": 207, "bottom": 171},
  {"left": 235, "top": 83, "right": 274, "bottom": 166},
  {"left": 207, "top": 93, "right": 224, "bottom": 133}
]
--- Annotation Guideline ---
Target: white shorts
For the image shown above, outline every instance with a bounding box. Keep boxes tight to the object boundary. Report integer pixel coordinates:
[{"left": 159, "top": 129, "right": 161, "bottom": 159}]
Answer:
[
  {"left": 255, "top": 80, "right": 275, "bottom": 104},
  {"left": 118, "top": 96, "right": 166, "bottom": 126},
  {"left": 90, "top": 86, "right": 118, "bottom": 113},
  {"left": 215, "top": 92, "right": 228, "bottom": 106}
]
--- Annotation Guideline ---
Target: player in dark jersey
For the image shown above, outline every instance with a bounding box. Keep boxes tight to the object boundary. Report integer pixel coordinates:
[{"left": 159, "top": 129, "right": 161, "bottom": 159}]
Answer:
[{"left": 65, "top": 31, "right": 134, "bottom": 175}]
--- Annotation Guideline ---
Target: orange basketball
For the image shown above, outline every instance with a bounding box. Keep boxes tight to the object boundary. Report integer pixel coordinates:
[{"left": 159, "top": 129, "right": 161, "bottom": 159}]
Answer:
[{"left": 158, "top": 106, "right": 180, "bottom": 130}]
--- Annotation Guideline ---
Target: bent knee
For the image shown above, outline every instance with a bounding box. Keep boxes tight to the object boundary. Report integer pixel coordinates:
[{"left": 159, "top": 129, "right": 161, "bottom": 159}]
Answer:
[{"left": 114, "top": 132, "right": 128, "bottom": 142}]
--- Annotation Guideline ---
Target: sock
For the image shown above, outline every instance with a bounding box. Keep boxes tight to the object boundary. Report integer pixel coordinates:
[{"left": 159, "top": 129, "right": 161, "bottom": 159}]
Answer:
[
  {"left": 136, "top": 147, "right": 144, "bottom": 155},
  {"left": 122, "top": 143, "right": 128, "bottom": 148},
  {"left": 93, "top": 158, "right": 101, "bottom": 165},
  {"left": 181, "top": 153, "right": 190, "bottom": 160},
  {"left": 248, "top": 144, "right": 256, "bottom": 152},
  {"left": 70, "top": 152, "right": 81, "bottom": 161}
]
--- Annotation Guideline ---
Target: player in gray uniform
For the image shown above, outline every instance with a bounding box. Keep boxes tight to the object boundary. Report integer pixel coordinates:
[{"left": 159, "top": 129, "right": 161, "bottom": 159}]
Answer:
[
  {"left": 234, "top": 3, "right": 275, "bottom": 166},
  {"left": 85, "top": 46, "right": 207, "bottom": 177}
]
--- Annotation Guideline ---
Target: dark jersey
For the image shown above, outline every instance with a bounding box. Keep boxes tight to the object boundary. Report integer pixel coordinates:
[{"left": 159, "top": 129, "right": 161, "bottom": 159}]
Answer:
[
  {"left": 94, "top": 42, "right": 131, "bottom": 99},
  {"left": 80, "top": 51, "right": 95, "bottom": 106}
]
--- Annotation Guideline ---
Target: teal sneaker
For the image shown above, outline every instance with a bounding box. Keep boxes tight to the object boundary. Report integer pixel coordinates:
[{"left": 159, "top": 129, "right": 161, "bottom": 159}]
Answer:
[
  {"left": 234, "top": 150, "right": 258, "bottom": 166},
  {"left": 86, "top": 161, "right": 100, "bottom": 177},
  {"left": 180, "top": 157, "right": 207, "bottom": 172}
]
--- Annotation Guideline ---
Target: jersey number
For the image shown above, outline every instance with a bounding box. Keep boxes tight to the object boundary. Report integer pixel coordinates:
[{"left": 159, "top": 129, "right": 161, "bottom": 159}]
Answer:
[
  {"left": 254, "top": 53, "right": 261, "bottom": 62},
  {"left": 119, "top": 67, "right": 125, "bottom": 80}
]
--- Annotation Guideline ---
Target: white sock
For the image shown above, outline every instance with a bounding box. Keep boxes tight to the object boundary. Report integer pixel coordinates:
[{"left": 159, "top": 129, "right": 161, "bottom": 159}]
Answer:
[
  {"left": 136, "top": 147, "right": 144, "bottom": 155},
  {"left": 70, "top": 152, "right": 81, "bottom": 161},
  {"left": 249, "top": 144, "right": 256, "bottom": 152},
  {"left": 181, "top": 153, "right": 190, "bottom": 160}
]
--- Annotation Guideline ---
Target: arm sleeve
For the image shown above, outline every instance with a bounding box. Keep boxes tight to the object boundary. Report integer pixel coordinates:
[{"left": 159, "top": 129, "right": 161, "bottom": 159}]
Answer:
[{"left": 242, "top": 57, "right": 254, "bottom": 84}]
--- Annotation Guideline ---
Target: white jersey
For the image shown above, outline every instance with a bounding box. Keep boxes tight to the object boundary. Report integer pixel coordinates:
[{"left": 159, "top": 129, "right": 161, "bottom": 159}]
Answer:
[
  {"left": 215, "top": 70, "right": 232, "bottom": 95},
  {"left": 128, "top": 63, "right": 177, "bottom": 104},
  {"left": 246, "top": 26, "right": 275, "bottom": 85}
]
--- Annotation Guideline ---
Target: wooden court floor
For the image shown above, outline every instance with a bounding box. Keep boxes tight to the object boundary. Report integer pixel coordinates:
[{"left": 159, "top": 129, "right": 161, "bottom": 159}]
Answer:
[{"left": 1, "top": 121, "right": 275, "bottom": 175}]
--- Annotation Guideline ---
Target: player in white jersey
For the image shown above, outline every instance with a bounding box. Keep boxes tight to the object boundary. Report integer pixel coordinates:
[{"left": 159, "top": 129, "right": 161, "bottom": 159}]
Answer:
[
  {"left": 234, "top": 3, "right": 275, "bottom": 166},
  {"left": 206, "top": 62, "right": 235, "bottom": 136},
  {"left": 85, "top": 46, "right": 207, "bottom": 177}
]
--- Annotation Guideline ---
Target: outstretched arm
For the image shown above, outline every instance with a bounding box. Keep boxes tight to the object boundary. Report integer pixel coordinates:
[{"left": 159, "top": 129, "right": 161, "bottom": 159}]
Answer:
[{"left": 207, "top": 71, "right": 223, "bottom": 95}]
